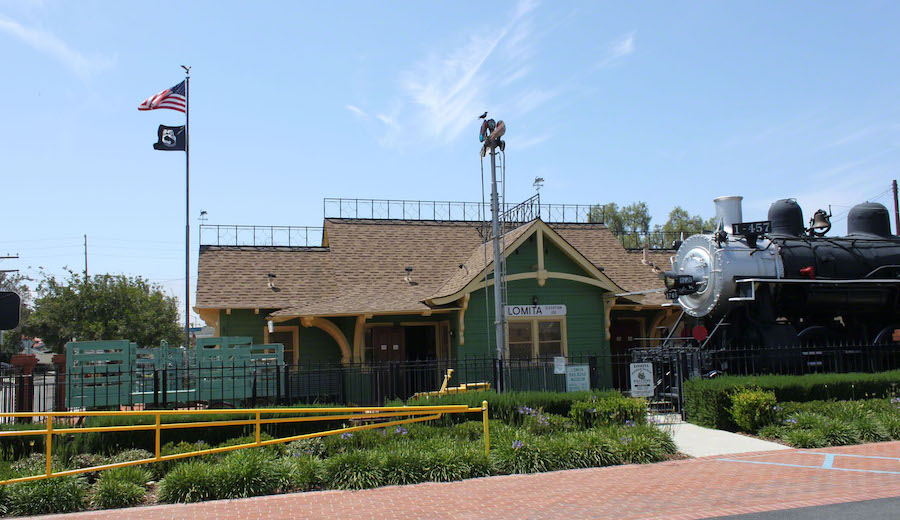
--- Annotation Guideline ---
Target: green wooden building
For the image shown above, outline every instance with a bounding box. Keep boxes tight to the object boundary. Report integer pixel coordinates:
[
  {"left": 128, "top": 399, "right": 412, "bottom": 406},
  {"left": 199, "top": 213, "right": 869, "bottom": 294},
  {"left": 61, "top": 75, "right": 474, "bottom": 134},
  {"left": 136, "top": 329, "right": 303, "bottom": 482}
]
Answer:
[{"left": 195, "top": 199, "right": 677, "bottom": 393}]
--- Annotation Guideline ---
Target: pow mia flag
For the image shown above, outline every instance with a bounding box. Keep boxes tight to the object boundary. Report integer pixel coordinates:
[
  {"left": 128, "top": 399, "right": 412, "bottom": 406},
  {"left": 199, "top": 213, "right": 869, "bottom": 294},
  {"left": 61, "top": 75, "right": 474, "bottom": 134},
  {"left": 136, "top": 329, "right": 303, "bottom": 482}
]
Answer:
[{"left": 153, "top": 125, "right": 186, "bottom": 151}]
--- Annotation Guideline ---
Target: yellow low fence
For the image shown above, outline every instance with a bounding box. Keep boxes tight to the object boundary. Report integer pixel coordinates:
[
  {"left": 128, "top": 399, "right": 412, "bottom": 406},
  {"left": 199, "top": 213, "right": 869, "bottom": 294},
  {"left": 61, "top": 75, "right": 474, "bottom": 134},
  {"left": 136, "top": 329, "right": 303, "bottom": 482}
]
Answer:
[{"left": 0, "top": 401, "right": 490, "bottom": 486}]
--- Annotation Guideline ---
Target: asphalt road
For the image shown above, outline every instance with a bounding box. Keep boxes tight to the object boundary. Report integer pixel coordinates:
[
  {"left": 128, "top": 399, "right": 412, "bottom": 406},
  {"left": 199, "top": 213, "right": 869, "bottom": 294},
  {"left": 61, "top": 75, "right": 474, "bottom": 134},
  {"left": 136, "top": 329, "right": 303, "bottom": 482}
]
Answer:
[{"left": 712, "top": 496, "right": 900, "bottom": 520}]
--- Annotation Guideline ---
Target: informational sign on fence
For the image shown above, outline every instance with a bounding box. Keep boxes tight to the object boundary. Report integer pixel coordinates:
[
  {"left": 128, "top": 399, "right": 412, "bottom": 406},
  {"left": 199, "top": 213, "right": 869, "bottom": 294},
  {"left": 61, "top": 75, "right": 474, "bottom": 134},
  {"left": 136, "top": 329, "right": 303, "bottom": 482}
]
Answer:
[
  {"left": 630, "top": 362, "right": 654, "bottom": 398},
  {"left": 566, "top": 364, "right": 590, "bottom": 392},
  {"left": 553, "top": 356, "right": 566, "bottom": 374}
]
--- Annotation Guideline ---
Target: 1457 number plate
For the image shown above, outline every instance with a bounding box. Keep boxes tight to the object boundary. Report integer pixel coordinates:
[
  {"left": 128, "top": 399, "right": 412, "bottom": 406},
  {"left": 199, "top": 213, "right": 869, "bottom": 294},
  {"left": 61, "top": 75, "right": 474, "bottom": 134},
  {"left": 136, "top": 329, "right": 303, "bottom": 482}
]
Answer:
[{"left": 733, "top": 220, "right": 771, "bottom": 235}]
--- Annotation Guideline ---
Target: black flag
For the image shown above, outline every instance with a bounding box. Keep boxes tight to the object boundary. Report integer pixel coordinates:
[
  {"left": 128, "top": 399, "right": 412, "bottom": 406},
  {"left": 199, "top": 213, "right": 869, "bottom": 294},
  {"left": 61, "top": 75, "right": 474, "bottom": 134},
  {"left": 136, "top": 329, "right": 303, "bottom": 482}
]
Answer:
[{"left": 153, "top": 124, "right": 186, "bottom": 151}]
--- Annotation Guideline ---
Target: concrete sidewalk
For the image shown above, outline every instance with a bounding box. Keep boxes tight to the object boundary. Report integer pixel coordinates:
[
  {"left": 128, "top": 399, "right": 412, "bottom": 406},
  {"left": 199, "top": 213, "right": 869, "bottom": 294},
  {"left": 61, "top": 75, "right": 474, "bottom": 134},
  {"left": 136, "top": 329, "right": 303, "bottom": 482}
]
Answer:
[{"left": 661, "top": 416, "right": 790, "bottom": 457}]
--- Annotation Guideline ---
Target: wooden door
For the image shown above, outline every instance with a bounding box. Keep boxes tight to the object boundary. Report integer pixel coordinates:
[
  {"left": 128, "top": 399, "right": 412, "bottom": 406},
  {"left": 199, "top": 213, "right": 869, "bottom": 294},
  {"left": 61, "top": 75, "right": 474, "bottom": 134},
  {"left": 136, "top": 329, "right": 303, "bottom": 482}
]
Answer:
[{"left": 371, "top": 326, "right": 404, "bottom": 362}]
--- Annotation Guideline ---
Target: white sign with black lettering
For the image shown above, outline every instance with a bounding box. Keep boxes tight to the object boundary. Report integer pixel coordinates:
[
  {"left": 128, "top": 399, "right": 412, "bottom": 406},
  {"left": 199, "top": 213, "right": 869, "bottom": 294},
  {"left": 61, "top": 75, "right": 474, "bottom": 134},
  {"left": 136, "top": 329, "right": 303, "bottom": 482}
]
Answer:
[
  {"left": 504, "top": 305, "right": 566, "bottom": 317},
  {"left": 553, "top": 356, "right": 566, "bottom": 375},
  {"left": 630, "top": 362, "right": 654, "bottom": 398},
  {"left": 566, "top": 364, "right": 590, "bottom": 392}
]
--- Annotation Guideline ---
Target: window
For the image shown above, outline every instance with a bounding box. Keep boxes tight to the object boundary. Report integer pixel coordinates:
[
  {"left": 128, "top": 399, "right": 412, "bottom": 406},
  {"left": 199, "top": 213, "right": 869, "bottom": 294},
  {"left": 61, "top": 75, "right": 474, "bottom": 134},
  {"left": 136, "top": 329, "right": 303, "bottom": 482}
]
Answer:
[{"left": 506, "top": 318, "right": 566, "bottom": 359}]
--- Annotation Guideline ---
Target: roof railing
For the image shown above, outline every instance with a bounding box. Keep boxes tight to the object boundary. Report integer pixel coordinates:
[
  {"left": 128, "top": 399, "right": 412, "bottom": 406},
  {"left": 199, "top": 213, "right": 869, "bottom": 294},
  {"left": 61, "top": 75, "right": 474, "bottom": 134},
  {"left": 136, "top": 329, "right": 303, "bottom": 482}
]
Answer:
[
  {"left": 200, "top": 225, "right": 324, "bottom": 247},
  {"left": 322, "top": 197, "right": 603, "bottom": 224}
]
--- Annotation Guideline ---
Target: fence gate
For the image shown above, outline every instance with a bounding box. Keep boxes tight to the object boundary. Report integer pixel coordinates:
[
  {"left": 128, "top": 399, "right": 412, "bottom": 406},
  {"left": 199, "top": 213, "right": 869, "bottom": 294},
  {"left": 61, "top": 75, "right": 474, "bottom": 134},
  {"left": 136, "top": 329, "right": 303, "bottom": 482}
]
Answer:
[{"left": 628, "top": 348, "right": 701, "bottom": 424}]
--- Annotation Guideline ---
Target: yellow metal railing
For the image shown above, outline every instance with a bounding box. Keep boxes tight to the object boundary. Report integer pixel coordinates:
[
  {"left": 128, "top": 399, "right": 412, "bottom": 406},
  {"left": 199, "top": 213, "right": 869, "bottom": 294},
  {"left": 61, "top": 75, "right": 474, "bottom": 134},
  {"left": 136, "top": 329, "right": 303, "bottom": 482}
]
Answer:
[{"left": 0, "top": 401, "right": 490, "bottom": 485}]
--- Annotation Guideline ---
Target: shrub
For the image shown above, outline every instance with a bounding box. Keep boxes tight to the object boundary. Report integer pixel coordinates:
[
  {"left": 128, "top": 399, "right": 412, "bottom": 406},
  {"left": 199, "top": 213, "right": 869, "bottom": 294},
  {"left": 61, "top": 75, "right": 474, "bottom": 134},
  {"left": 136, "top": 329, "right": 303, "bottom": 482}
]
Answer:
[
  {"left": 819, "top": 420, "right": 861, "bottom": 446},
  {"left": 91, "top": 478, "right": 145, "bottom": 510},
  {"left": 729, "top": 389, "right": 777, "bottom": 432},
  {"left": 756, "top": 424, "right": 785, "bottom": 439},
  {"left": 279, "top": 456, "right": 324, "bottom": 491},
  {"left": 876, "top": 411, "right": 900, "bottom": 440},
  {"left": 323, "top": 451, "right": 386, "bottom": 490},
  {"left": 158, "top": 461, "right": 218, "bottom": 503},
  {"left": 100, "top": 465, "right": 153, "bottom": 487},
  {"left": 285, "top": 437, "right": 326, "bottom": 458},
  {"left": 568, "top": 431, "right": 623, "bottom": 467},
  {"left": 782, "top": 429, "right": 827, "bottom": 448},
  {"left": 214, "top": 450, "right": 287, "bottom": 500},
  {"left": 380, "top": 447, "right": 427, "bottom": 486},
  {"left": 684, "top": 370, "right": 900, "bottom": 429},
  {"left": 492, "top": 436, "right": 559, "bottom": 474},
  {"left": 569, "top": 396, "right": 647, "bottom": 429},
  {"left": 392, "top": 389, "right": 624, "bottom": 424},
  {"left": 851, "top": 415, "right": 891, "bottom": 443},
  {"left": 6, "top": 476, "right": 88, "bottom": 516}
]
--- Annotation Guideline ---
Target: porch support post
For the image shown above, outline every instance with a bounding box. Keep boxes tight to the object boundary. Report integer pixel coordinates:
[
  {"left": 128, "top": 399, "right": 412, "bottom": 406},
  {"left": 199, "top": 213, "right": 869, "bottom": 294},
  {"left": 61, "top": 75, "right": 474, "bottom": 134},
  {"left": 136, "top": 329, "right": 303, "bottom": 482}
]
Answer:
[
  {"left": 353, "top": 315, "right": 368, "bottom": 363},
  {"left": 603, "top": 293, "right": 616, "bottom": 342},
  {"left": 458, "top": 293, "right": 470, "bottom": 346}
]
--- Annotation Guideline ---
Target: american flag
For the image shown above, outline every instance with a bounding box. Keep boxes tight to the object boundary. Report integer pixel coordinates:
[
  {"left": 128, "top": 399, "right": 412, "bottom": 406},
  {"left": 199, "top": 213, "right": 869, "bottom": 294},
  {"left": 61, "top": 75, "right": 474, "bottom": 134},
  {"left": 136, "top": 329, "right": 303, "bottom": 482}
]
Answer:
[{"left": 138, "top": 80, "right": 186, "bottom": 113}]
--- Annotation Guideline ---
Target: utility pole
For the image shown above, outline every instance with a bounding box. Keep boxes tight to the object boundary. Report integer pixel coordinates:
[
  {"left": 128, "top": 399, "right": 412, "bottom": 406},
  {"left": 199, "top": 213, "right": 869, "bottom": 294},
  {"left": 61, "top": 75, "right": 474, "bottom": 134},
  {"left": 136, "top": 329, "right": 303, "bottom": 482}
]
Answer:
[
  {"left": 0, "top": 255, "right": 19, "bottom": 274},
  {"left": 84, "top": 235, "right": 88, "bottom": 278},
  {"left": 892, "top": 179, "right": 899, "bottom": 235}
]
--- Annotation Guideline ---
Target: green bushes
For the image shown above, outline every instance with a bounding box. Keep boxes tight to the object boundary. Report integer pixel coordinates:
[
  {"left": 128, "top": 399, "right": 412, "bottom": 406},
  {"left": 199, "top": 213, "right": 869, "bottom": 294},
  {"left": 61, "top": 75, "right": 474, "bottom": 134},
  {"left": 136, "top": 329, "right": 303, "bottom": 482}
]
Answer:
[
  {"left": 4, "top": 476, "right": 88, "bottom": 516},
  {"left": 684, "top": 370, "right": 900, "bottom": 429},
  {"left": 729, "top": 389, "right": 776, "bottom": 432},
  {"left": 393, "top": 389, "right": 623, "bottom": 424},
  {"left": 0, "top": 391, "right": 675, "bottom": 513},
  {"left": 569, "top": 395, "right": 647, "bottom": 429},
  {"left": 754, "top": 398, "right": 900, "bottom": 448}
]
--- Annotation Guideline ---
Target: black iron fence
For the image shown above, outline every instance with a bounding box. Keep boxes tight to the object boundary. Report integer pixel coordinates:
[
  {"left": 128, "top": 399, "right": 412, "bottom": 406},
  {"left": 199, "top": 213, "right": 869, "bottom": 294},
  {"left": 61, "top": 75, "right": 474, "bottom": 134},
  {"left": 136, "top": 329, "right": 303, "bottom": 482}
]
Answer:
[{"left": 3, "top": 345, "right": 899, "bottom": 418}]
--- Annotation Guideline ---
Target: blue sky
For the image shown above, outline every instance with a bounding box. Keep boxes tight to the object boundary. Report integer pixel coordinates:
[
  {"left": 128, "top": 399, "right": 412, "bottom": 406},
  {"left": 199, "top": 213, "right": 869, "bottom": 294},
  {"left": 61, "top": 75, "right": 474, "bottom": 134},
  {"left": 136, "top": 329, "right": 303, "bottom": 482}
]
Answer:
[{"left": 1, "top": 1, "right": 899, "bottom": 327}]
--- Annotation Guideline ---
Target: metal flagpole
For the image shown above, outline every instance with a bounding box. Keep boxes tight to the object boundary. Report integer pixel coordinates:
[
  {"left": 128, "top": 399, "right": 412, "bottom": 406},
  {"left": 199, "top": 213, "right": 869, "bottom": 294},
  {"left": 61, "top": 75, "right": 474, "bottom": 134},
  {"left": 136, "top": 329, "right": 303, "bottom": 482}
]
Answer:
[{"left": 183, "top": 67, "right": 191, "bottom": 349}]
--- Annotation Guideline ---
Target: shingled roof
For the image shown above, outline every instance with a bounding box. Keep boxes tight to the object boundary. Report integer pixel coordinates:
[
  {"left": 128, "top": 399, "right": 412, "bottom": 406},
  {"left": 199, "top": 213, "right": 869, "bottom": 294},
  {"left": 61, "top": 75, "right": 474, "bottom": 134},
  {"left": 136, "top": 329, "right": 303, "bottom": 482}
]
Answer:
[{"left": 196, "top": 218, "right": 670, "bottom": 316}]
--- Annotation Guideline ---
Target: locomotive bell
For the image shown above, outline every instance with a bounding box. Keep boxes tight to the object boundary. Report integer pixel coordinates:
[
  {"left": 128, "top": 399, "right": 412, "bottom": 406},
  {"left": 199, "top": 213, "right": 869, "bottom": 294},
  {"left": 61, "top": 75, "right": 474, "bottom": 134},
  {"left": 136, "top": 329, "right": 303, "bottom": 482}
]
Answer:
[{"left": 809, "top": 209, "right": 832, "bottom": 236}]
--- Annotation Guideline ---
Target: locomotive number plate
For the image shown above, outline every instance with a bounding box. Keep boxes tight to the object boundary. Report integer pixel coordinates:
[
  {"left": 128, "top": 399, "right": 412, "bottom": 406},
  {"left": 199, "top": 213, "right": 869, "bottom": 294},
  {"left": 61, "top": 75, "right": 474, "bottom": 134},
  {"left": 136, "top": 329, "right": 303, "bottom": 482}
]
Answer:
[{"left": 733, "top": 220, "right": 771, "bottom": 235}]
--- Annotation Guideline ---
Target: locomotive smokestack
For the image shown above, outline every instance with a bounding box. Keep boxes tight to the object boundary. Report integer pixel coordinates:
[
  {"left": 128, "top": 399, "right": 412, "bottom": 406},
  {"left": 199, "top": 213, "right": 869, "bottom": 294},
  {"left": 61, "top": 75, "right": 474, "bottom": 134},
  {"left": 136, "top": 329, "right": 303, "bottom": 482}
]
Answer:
[{"left": 713, "top": 196, "right": 743, "bottom": 234}]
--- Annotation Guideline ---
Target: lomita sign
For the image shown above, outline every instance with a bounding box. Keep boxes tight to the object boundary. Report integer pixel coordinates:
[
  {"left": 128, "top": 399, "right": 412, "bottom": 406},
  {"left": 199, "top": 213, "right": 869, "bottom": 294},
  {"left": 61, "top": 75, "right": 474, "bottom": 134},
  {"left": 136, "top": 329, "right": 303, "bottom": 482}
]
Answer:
[{"left": 504, "top": 305, "right": 566, "bottom": 317}]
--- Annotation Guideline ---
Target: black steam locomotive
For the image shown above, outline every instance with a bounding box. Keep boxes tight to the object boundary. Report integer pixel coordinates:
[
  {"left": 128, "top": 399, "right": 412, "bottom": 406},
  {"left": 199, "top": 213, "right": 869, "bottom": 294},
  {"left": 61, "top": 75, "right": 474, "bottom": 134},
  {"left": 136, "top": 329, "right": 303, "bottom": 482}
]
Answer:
[{"left": 666, "top": 196, "right": 900, "bottom": 348}]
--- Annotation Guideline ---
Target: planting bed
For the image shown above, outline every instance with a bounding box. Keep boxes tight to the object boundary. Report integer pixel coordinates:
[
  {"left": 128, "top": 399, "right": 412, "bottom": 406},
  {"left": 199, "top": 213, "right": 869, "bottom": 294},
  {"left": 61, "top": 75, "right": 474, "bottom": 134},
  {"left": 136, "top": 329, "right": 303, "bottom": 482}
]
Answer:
[{"left": 0, "top": 390, "right": 675, "bottom": 516}]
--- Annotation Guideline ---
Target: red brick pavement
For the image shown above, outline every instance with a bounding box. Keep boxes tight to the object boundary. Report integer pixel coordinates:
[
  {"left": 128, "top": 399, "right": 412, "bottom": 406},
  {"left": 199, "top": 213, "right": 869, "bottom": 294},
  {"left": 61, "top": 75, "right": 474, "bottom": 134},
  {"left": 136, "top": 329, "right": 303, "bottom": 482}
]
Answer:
[{"left": 28, "top": 441, "right": 900, "bottom": 520}]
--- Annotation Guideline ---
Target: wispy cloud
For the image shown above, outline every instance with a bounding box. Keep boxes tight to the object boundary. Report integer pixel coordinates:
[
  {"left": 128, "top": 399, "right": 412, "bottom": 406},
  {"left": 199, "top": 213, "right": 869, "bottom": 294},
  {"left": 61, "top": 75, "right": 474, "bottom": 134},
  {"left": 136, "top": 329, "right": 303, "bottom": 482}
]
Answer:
[
  {"left": 597, "top": 32, "right": 635, "bottom": 68},
  {"left": 827, "top": 124, "right": 900, "bottom": 148},
  {"left": 0, "top": 14, "right": 113, "bottom": 78},
  {"left": 379, "top": 0, "right": 546, "bottom": 147},
  {"left": 345, "top": 104, "right": 368, "bottom": 118}
]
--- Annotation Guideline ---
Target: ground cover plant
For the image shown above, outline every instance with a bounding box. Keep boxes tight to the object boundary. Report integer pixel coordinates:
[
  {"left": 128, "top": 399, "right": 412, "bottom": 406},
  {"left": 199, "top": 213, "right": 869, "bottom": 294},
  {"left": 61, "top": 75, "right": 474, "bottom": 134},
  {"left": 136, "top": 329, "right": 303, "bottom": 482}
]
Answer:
[
  {"left": 0, "top": 391, "right": 675, "bottom": 516},
  {"left": 754, "top": 397, "right": 900, "bottom": 448},
  {"left": 683, "top": 370, "right": 900, "bottom": 430}
]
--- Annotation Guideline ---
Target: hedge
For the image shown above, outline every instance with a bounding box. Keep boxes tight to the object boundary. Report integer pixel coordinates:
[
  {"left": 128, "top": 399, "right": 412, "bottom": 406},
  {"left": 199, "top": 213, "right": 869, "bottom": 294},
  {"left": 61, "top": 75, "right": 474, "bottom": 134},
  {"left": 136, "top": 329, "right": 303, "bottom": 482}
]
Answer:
[
  {"left": 390, "top": 389, "right": 623, "bottom": 424},
  {"left": 683, "top": 370, "right": 900, "bottom": 429}
]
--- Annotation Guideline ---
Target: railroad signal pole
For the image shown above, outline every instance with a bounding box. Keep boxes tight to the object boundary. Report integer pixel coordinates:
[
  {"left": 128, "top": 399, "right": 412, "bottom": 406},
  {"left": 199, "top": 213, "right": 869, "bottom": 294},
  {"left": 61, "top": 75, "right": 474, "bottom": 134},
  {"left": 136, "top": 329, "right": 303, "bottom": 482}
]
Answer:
[{"left": 479, "top": 117, "right": 507, "bottom": 370}]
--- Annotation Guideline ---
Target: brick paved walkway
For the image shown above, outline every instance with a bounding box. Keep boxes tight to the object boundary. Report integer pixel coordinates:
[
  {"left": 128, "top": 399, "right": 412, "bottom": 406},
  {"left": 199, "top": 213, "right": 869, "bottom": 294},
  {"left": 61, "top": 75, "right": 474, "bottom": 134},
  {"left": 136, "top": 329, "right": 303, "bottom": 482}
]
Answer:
[{"left": 30, "top": 441, "right": 900, "bottom": 520}]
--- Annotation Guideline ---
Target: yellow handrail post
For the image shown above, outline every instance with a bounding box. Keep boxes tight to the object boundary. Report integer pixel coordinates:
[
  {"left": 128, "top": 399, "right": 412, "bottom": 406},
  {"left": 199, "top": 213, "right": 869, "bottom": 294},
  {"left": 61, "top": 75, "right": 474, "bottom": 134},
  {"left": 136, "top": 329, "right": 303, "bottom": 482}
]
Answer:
[
  {"left": 255, "top": 411, "right": 261, "bottom": 445},
  {"left": 482, "top": 400, "right": 490, "bottom": 457},
  {"left": 154, "top": 413, "right": 161, "bottom": 460},
  {"left": 45, "top": 416, "right": 53, "bottom": 476}
]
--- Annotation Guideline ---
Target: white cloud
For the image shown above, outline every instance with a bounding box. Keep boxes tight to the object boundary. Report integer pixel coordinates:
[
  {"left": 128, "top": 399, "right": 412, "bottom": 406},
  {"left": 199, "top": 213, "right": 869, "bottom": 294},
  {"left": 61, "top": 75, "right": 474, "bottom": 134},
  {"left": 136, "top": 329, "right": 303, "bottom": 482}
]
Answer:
[
  {"left": 0, "top": 14, "right": 113, "bottom": 78},
  {"left": 345, "top": 104, "right": 367, "bottom": 118},
  {"left": 597, "top": 32, "right": 635, "bottom": 68},
  {"left": 375, "top": 113, "right": 398, "bottom": 128},
  {"left": 382, "top": 0, "right": 547, "bottom": 147}
]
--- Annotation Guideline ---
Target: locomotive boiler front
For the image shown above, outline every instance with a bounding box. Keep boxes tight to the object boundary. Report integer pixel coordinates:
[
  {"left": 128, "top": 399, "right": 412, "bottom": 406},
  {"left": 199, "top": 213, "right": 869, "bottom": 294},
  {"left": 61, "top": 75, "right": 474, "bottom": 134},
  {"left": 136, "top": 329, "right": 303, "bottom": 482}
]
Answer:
[{"left": 670, "top": 196, "right": 782, "bottom": 318}]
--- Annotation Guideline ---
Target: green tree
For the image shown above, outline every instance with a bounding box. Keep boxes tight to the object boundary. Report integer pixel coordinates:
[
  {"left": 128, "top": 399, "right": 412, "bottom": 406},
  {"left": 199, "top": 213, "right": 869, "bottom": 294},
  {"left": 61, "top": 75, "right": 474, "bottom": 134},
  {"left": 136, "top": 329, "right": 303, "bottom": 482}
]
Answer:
[
  {"left": 0, "top": 271, "right": 32, "bottom": 357},
  {"left": 649, "top": 206, "right": 718, "bottom": 248},
  {"left": 588, "top": 201, "right": 654, "bottom": 248},
  {"left": 23, "top": 270, "right": 181, "bottom": 352}
]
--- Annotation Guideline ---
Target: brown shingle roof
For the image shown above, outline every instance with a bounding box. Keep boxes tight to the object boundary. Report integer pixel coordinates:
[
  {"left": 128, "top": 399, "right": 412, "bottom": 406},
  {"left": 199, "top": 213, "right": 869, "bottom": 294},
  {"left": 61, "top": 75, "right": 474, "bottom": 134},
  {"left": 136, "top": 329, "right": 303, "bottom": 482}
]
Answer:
[
  {"left": 551, "top": 224, "right": 670, "bottom": 306},
  {"left": 429, "top": 221, "right": 537, "bottom": 300},
  {"left": 196, "top": 218, "right": 672, "bottom": 315}
]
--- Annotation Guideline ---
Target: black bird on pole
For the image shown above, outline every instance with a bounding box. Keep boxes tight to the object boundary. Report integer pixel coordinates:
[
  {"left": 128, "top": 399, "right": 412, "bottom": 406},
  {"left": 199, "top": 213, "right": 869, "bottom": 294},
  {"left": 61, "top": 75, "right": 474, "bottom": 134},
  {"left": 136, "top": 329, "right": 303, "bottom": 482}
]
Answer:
[{"left": 478, "top": 112, "right": 488, "bottom": 119}]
